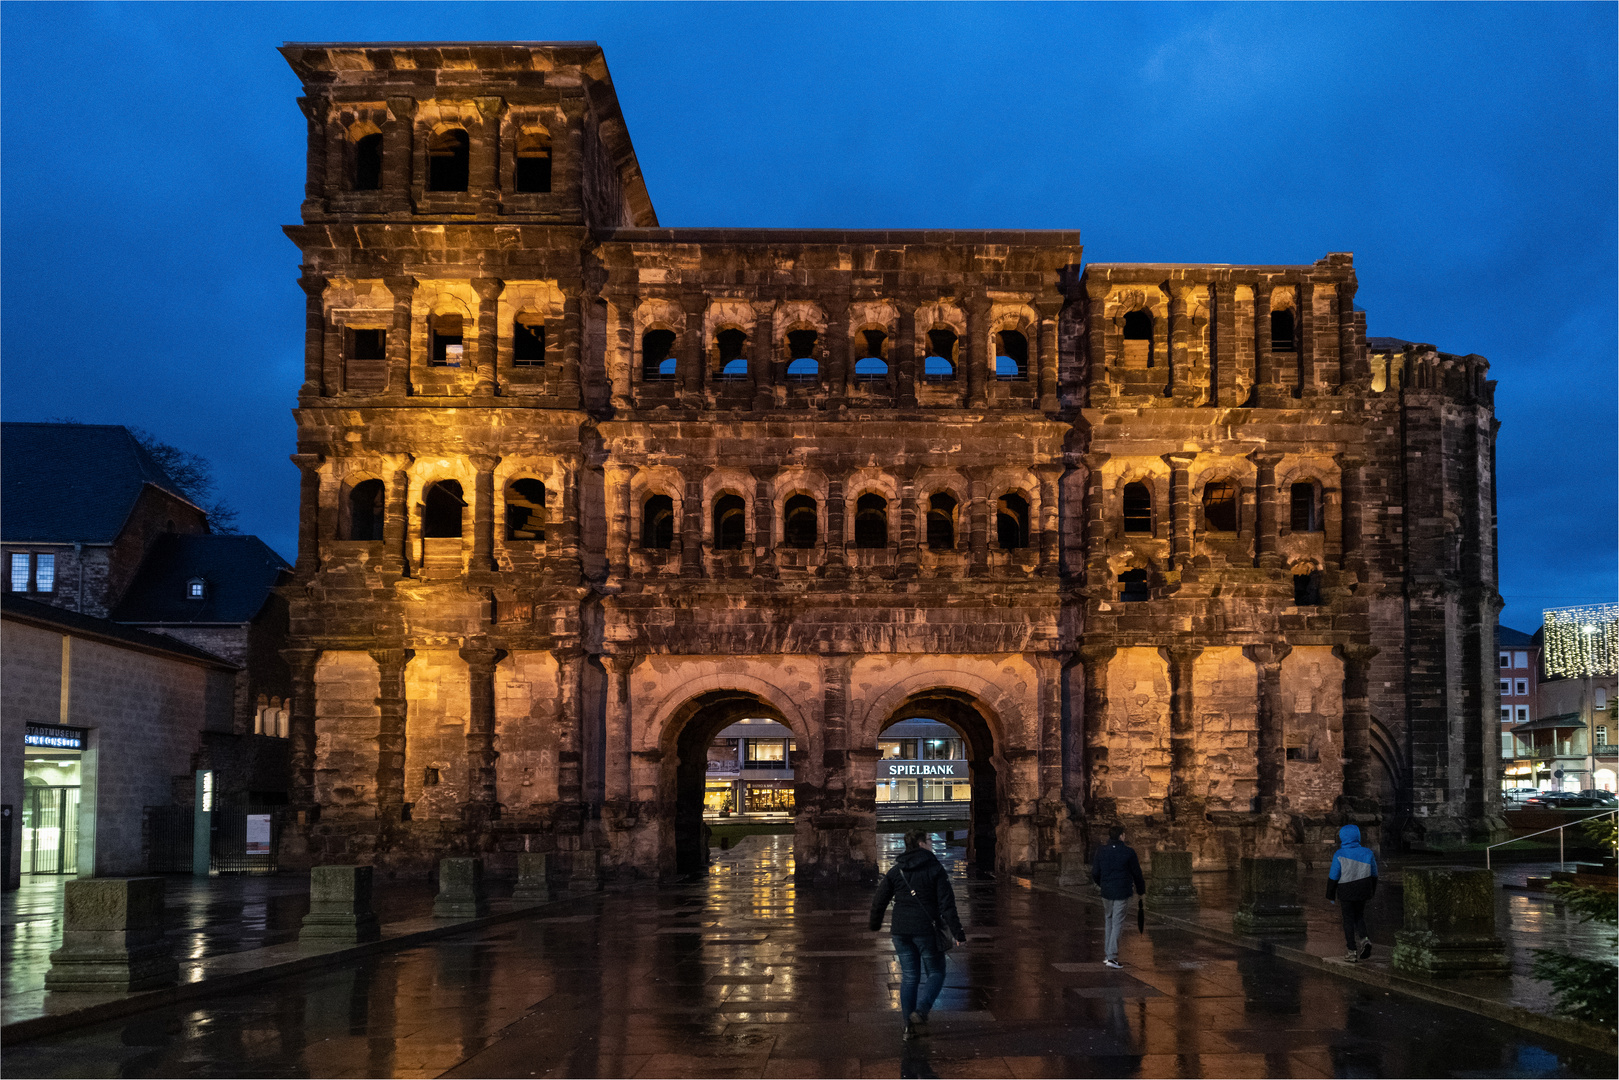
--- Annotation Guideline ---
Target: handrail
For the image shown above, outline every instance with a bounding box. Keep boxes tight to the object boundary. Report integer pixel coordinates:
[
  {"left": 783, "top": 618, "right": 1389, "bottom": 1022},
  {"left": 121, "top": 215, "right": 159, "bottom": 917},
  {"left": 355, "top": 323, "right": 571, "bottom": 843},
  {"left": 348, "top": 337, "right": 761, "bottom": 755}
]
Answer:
[{"left": 1486, "top": 809, "right": 1617, "bottom": 870}]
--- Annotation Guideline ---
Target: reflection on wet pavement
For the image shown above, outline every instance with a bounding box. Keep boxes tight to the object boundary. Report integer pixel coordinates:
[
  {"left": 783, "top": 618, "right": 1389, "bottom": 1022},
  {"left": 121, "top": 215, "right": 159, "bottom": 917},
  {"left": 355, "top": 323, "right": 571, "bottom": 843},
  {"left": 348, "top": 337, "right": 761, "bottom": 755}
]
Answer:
[{"left": 3, "top": 833, "right": 1612, "bottom": 1078}]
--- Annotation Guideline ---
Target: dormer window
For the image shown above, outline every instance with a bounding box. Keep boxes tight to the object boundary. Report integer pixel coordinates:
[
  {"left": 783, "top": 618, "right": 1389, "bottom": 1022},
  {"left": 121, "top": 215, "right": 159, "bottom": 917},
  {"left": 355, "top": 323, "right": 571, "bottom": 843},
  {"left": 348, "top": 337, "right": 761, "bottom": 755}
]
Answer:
[{"left": 186, "top": 578, "right": 207, "bottom": 600}]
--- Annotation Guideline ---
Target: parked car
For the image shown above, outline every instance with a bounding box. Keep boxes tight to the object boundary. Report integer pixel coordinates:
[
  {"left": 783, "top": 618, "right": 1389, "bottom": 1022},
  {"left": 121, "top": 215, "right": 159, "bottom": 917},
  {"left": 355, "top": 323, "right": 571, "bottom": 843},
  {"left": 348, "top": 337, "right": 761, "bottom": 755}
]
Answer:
[
  {"left": 1527, "top": 792, "right": 1604, "bottom": 808},
  {"left": 1575, "top": 789, "right": 1618, "bottom": 808}
]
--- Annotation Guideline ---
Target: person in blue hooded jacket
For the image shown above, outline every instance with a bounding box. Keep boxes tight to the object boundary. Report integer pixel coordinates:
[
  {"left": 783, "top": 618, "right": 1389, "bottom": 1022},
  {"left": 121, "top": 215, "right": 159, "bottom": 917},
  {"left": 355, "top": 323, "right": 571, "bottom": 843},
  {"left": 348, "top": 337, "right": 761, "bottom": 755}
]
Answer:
[{"left": 1326, "top": 823, "right": 1378, "bottom": 961}]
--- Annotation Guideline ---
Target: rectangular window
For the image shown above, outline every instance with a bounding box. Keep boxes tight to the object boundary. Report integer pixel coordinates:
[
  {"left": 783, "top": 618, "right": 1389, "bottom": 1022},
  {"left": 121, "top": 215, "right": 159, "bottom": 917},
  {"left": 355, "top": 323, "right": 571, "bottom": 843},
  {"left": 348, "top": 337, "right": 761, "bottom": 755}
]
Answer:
[
  {"left": 1597, "top": 727, "right": 1609, "bottom": 747},
  {"left": 351, "top": 328, "right": 386, "bottom": 360},
  {"left": 1514, "top": 651, "right": 1528, "bottom": 669},
  {"left": 744, "top": 739, "right": 787, "bottom": 766},
  {"left": 1515, "top": 679, "right": 1529, "bottom": 696},
  {"left": 1501, "top": 733, "right": 1515, "bottom": 758},
  {"left": 1500, "top": 651, "right": 1511, "bottom": 669},
  {"left": 1501, "top": 707, "right": 1513, "bottom": 723},
  {"left": 1499, "top": 679, "right": 1511, "bottom": 695},
  {"left": 877, "top": 778, "right": 918, "bottom": 803},
  {"left": 1517, "top": 706, "right": 1529, "bottom": 723},
  {"left": 9, "top": 553, "right": 30, "bottom": 593},
  {"left": 877, "top": 740, "right": 905, "bottom": 760},
  {"left": 513, "top": 320, "right": 545, "bottom": 366},
  {"left": 33, "top": 554, "right": 54, "bottom": 593}
]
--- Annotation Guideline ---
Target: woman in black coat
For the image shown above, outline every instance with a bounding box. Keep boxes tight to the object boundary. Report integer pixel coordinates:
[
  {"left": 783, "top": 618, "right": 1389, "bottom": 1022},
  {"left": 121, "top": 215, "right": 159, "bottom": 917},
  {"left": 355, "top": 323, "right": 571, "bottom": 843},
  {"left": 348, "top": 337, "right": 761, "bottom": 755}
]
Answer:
[{"left": 870, "top": 830, "right": 966, "bottom": 1039}]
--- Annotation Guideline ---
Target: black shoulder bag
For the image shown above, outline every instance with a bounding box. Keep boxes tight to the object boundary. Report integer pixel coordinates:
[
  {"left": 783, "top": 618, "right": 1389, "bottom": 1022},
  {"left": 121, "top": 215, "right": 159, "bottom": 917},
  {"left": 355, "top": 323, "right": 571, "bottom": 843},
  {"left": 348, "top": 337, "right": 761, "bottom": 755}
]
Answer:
[{"left": 896, "top": 867, "right": 957, "bottom": 954}]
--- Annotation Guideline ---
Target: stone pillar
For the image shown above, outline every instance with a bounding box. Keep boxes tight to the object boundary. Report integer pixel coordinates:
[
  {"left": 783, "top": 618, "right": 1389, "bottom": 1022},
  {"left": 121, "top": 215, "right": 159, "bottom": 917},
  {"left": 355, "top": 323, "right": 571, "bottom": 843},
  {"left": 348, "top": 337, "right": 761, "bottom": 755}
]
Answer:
[
  {"left": 1058, "top": 850, "right": 1088, "bottom": 889},
  {"left": 751, "top": 300, "right": 775, "bottom": 409},
  {"left": 1245, "top": 643, "right": 1291, "bottom": 812},
  {"left": 1210, "top": 281, "right": 1235, "bottom": 407},
  {"left": 291, "top": 454, "right": 323, "bottom": 577},
  {"left": 1085, "top": 278, "right": 1111, "bottom": 402},
  {"left": 897, "top": 467, "right": 920, "bottom": 579},
  {"left": 470, "top": 455, "right": 499, "bottom": 572},
  {"left": 569, "top": 849, "right": 604, "bottom": 891},
  {"left": 1036, "top": 652, "right": 1064, "bottom": 821},
  {"left": 896, "top": 303, "right": 918, "bottom": 407},
  {"left": 298, "top": 273, "right": 328, "bottom": 397},
  {"left": 384, "top": 276, "right": 416, "bottom": 397},
  {"left": 383, "top": 97, "right": 415, "bottom": 214},
  {"left": 608, "top": 297, "right": 634, "bottom": 412},
  {"left": 680, "top": 294, "right": 706, "bottom": 403},
  {"left": 472, "top": 96, "right": 503, "bottom": 215},
  {"left": 433, "top": 858, "right": 490, "bottom": 919},
  {"left": 605, "top": 463, "right": 636, "bottom": 581},
  {"left": 558, "top": 458, "right": 583, "bottom": 578},
  {"left": 300, "top": 865, "right": 381, "bottom": 943},
  {"left": 1253, "top": 284, "right": 1275, "bottom": 404},
  {"left": 554, "top": 648, "right": 585, "bottom": 812},
  {"left": 1165, "top": 646, "right": 1203, "bottom": 821},
  {"left": 1162, "top": 453, "right": 1195, "bottom": 571},
  {"left": 1295, "top": 281, "right": 1315, "bottom": 397},
  {"left": 1392, "top": 868, "right": 1511, "bottom": 977},
  {"left": 966, "top": 294, "right": 990, "bottom": 407},
  {"left": 1037, "top": 464, "right": 1062, "bottom": 576},
  {"left": 1036, "top": 298, "right": 1062, "bottom": 411},
  {"left": 1167, "top": 285, "right": 1189, "bottom": 401},
  {"left": 824, "top": 472, "right": 847, "bottom": 578},
  {"left": 603, "top": 654, "right": 635, "bottom": 806},
  {"left": 1252, "top": 453, "right": 1282, "bottom": 569},
  {"left": 1077, "top": 645, "right": 1118, "bottom": 819},
  {"left": 385, "top": 463, "right": 411, "bottom": 576},
  {"left": 1081, "top": 453, "right": 1111, "bottom": 585},
  {"left": 751, "top": 468, "right": 777, "bottom": 578},
  {"left": 1336, "top": 644, "right": 1379, "bottom": 808},
  {"left": 1232, "top": 857, "right": 1305, "bottom": 935},
  {"left": 1146, "top": 850, "right": 1199, "bottom": 910},
  {"left": 967, "top": 467, "right": 990, "bottom": 577},
  {"left": 45, "top": 878, "right": 177, "bottom": 992},
  {"left": 680, "top": 466, "right": 707, "bottom": 577},
  {"left": 1337, "top": 454, "right": 1366, "bottom": 575},
  {"left": 461, "top": 645, "right": 501, "bottom": 820},
  {"left": 1337, "top": 278, "right": 1364, "bottom": 387},
  {"left": 558, "top": 287, "right": 583, "bottom": 408},
  {"left": 826, "top": 297, "right": 852, "bottom": 405},
  {"left": 282, "top": 647, "right": 320, "bottom": 818},
  {"left": 514, "top": 853, "right": 550, "bottom": 902},
  {"left": 298, "top": 96, "right": 329, "bottom": 213},
  {"left": 472, "top": 277, "right": 502, "bottom": 397},
  {"left": 372, "top": 647, "right": 411, "bottom": 824}
]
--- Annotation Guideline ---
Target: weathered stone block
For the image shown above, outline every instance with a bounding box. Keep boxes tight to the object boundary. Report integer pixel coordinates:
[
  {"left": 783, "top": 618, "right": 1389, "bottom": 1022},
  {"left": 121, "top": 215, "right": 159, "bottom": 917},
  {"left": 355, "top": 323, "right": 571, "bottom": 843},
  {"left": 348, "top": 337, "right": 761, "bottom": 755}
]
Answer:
[
  {"left": 1232, "top": 857, "right": 1305, "bottom": 935},
  {"left": 513, "top": 852, "right": 550, "bottom": 902},
  {"left": 1146, "top": 850, "right": 1199, "bottom": 910},
  {"left": 1391, "top": 866, "right": 1509, "bottom": 977},
  {"left": 300, "top": 865, "right": 381, "bottom": 943},
  {"left": 568, "top": 849, "right": 602, "bottom": 891},
  {"left": 45, "top": 877, "right": 178, "bottom": 993},
  {"left": 1058, "top": 850, "right": 1089, "bottom": 888},
  {"left": 433, "top": 857, "right": 489, "bottom": 919}
]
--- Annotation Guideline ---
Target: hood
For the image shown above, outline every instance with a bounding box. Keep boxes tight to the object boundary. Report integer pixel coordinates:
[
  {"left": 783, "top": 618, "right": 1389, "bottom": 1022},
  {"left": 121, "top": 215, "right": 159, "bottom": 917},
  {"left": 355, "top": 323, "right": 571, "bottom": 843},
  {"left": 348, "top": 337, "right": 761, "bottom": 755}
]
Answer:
[
  {"left": 895, "top": 848, "right": 939, "bottom": 871},
  {"left": 1338, "top": 824, "right": 1362, "bottom": 847}
]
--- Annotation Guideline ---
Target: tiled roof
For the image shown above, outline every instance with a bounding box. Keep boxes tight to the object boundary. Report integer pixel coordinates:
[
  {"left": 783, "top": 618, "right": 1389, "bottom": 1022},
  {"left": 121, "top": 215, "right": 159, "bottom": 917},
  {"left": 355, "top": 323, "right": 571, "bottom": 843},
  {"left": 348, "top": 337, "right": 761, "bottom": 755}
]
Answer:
[
  {"left": 1, "top": 593, "right": 235, "bottom": 667},
  {"left": 112, "top": 534, "right": 290, "bottom": 625},
  {"left": 1, "top": 423, "right": 199, "bottom": 543},
  {"left": 1498, "top": 625, "right": 1537, "bottom": 647}
]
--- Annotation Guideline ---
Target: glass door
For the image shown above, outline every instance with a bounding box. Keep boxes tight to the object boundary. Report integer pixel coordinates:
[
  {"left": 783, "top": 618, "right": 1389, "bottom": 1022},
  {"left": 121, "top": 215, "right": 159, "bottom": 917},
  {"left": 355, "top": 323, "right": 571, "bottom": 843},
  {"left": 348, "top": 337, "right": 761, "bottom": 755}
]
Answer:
[{"left": 21, "top": 785, "right": 79, "bottom": 874}]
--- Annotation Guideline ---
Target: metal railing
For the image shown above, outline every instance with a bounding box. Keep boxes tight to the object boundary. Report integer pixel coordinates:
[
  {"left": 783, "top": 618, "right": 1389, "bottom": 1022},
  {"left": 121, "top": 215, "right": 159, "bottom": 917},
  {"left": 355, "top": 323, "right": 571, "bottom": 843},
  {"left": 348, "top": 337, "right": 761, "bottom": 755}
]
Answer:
[{"left": 1486, "top": 809, "right": 1616, "bottom": 870}]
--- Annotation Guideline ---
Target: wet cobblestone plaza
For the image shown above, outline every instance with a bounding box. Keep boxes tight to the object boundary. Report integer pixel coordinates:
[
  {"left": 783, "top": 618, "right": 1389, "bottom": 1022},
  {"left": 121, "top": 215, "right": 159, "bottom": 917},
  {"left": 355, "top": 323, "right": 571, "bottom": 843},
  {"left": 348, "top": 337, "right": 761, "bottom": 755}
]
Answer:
[{"left": 3, "top": 836, "right": 1613, "bottom": 1079}]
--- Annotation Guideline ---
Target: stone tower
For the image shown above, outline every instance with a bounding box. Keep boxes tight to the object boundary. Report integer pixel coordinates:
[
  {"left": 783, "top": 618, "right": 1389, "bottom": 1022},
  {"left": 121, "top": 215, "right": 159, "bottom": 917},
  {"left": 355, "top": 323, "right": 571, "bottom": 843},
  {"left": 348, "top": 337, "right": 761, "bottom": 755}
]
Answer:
[{"left": 278, "top": 42, "right": 1502, "bottom": 880}]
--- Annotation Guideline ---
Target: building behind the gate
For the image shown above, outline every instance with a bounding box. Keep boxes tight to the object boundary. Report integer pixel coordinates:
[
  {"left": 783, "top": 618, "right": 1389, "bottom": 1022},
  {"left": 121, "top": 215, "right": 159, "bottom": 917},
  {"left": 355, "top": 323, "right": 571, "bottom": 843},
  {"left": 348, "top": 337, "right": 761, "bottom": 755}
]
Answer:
[{"left": 276, "top": 42, "right": 1503, "bottom": 881}]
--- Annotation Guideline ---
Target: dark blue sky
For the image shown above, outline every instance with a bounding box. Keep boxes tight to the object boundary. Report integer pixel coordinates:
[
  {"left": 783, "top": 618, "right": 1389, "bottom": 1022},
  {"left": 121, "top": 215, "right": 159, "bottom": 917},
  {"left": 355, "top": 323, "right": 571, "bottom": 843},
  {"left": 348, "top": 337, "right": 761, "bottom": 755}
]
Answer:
[{"left": 2, "top": 2, "right": 1613, "bottom": 630}]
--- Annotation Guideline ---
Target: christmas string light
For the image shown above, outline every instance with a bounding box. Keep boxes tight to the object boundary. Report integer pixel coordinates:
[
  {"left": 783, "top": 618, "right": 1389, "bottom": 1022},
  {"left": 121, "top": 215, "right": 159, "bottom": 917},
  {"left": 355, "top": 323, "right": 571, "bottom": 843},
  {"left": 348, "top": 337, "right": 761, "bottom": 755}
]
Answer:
[{"left": 1542, "top": 604, "right": 1619, "bottom": 678}]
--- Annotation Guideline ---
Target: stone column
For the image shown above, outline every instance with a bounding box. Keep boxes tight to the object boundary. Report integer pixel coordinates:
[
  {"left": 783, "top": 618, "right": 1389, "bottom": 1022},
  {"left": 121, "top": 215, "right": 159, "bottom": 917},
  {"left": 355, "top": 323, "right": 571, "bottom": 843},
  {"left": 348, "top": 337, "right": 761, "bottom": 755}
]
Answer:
[
  {"left": 372, "top": 647, "right": 411, "bottom": 824},
  {"left": 1252, "top": 453, "right": 1282, "bottom": 569},
  {"left": 1162, "top": 452, "right": 1195, "bottom": 571},
  {"left": 1295, "top": 281, "right": 1315, "bottom": 397},
  {"left": 824, "top": 472, "right": 848, "bottom": 578},
  {"left": 282, "top": 647, "right": 320, "bottom": 817},
  {"left": 608, "top": 297, "right": 634, "bottom": 412},
  {"left": 384, "top": 276, "right": 416, "bottom": 397},
  {"left": 826, "top": 297, "right": 852, "bottom": 406},
  {"left": 472, "top": 96, "right": 503, "bottom": 216},
  {"left": 554, "top": 648, "right": 585, "bottom": 812},
  {"left": 1336, "top": 644, "right": 1379, "bottom": 807},
  {"left": 298, "top": 273, "right": 328, "bottom": 397},
  {"left": 1166, "top": 645, "right": 1203, "bottom": 821},
  {"left": 896, "top": 303, "right": 918, "bottom": 407},
  {"left": 558, "top": 458, "right": 584, "bottom": 577},
  {"left": 1036, "top": 652, "right": 1064, "bottom": 813},
  {"left": 1036, "top": 298, "right": 1062, "bottom": 412},
  {"left": 1337, "top": 453, "right": 1366, "bottom": 575},
  {"left": 383, "top": 97, "right": 416, "bottom": 214},
  {"left": 1085, "top": 278, "right": 1111, "bottom": 402},
  {"left": 680, "top": 466, "right": 708, "bottom": 577},
  {"left": 604, "top": 463, "right": 636, "bottom": 581},
  {"left": 461, "top": 644, "right": 501, "bottom": 820},
  {"left": 967, "top": 467, "right": 990, "bottom": 577},
  {"left": 558, "top": 286, "right": 583, "bottom": 408},
  {"left": 966, "top": 294, "right": 990, "bottom": 407},
  {"left": 290, "top": 454, "right": 323, "bottom": 577},
  {"left": 1081, "top": 453, "right": 1111, "bottom": 584},
  {"left": 470, "top": 455, "right": 499, "bottom": 572},
  {"left": 298, "top": 97, "right": 331, "bottom": 212},
  {"left": 604, "top": 654, "right": 635, "bottom": 806},
  {"left": 1337, "top": 278, "right": 1364, "bottom": 387},
  {"left": 680, "top": 294, "right": 707, "bottom": 404},
  {"left": 751, "top": 467, "right": 777, "bottom": 578},
  {"left": 1253, "top": 284, "right": 1274, "bottom": 404},
  {"left": 1210, "top": 281, "right": 1234, "bottom": 407},
  {"left": 1037, "top": 464, "right": 1062, "bottom": 576},
  {"left": 897, "top": 466, "right": 920, "bottom": 579},
  {"left": 472, "top": 278, "right": 503, "bottom": 397},
  {"left": 385, "top": 462, "right": 411, "bottom": 576},
  {"left": 1077, "top": 646, "right": 1117, "bottom": 819},
  {"left": 1244, "top": 642, "right": 1291, "bottom": 812},
  {"left": 1167, "top": 286, "right": 1191, "bottom": 402},
  {"left": 751, "top": 300, "right": 776, "bottom": 410}
]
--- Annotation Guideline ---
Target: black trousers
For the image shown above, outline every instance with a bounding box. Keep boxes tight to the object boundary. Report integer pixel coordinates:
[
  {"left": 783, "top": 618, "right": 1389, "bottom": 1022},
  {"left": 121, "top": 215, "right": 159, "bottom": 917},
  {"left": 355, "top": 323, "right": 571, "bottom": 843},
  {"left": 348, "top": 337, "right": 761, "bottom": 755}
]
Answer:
[{"left": 1340, "top": 898, "right": 1369, "bottom": 950}]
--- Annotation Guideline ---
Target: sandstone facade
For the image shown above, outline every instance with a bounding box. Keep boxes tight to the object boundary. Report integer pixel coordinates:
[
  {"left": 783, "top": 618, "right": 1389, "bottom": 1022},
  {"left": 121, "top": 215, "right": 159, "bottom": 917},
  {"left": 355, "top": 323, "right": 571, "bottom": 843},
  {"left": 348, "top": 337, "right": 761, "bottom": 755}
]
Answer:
[{"left": 277, "top": 43, "right": 1503, "bottom": 880}]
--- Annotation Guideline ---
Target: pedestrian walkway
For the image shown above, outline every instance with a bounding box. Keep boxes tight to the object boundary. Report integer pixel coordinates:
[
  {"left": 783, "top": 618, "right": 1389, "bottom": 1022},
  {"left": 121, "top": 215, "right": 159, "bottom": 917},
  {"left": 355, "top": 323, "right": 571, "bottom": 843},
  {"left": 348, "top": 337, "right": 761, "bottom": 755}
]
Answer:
[{"left": 4, "top": 833, "right": 1612, "bottom": 1079}]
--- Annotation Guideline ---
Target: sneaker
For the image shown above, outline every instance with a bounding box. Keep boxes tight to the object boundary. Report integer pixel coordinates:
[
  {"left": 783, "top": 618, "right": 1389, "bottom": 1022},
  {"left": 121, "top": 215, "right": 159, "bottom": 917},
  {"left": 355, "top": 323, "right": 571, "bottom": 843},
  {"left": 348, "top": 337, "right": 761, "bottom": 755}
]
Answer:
[
  {"left": 908, "top": 1012, "right": 930, "bottom": 1036},
  {"left": 1342, "top": 949, "right": 1359, "bottom": 963},
  {"left": 1103, "top": 958, "right": 1123, "bottom": 969},
  {"left": 1359, "top": 938, "right": 1373, "bottom": 961},
  {"left": 902, "top": 1021, "right": 919, "bottom": 1041}
]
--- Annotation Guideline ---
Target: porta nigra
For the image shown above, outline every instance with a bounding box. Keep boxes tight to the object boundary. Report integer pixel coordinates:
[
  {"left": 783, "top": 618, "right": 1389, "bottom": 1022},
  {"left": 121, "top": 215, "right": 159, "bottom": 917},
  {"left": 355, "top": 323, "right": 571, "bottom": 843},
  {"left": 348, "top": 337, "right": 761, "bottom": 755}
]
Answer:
[{"left": 277, "top": 42, "right": 1504, "bottom": 883}]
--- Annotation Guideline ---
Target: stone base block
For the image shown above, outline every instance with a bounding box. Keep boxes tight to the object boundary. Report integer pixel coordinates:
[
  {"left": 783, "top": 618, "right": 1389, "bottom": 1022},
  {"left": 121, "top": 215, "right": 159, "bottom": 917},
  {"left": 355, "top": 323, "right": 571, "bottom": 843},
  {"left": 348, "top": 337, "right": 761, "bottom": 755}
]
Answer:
[
  {"left": 434, "top": 857, "right": 490, "bottom": 919},
  {"left": 513, "top": 853, "right": 551, "bottom": 902},
  {"left": 1391, "top": 930, "right": 1511, "bottom": 977},
  {"left": 568, "top": 850, "right": 603, "bottom": 892},
  {"left": 1057, "top": 851, "right": 1089, "bottom": 889},
  {"left": 1233, "top": 857, "right": 1305, "bottom": 934},
  {"left": 44, "top": 941, "right": 179, "bottom": 993},
  {"left": 1146, "top": 850, "right": 1199, "bottom": 910},
  {"left": 45, "top": 878, "right": 177, "bottom": 993},
  {"left": 302, "top": 865, "right": 381, "bottom": 943},
  {"left": 1232, "top": 904, "right": 1307, "bottom": 936}
]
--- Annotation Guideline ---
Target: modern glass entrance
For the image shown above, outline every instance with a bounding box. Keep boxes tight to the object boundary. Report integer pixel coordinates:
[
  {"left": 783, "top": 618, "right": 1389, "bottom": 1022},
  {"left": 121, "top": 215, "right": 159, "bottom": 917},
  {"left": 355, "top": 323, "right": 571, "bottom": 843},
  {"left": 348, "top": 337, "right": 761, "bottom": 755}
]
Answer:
[{"left": 21, "top": 756, "right": 81, "bottom": 875}]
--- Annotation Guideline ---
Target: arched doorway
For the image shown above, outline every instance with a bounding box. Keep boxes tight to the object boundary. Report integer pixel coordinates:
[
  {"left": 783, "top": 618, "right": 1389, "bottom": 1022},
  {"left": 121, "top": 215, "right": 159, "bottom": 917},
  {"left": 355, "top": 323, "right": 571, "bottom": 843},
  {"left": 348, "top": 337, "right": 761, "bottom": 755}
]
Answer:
[{"left": 874, "top": 692, "right": 1001, "bottom": 877}]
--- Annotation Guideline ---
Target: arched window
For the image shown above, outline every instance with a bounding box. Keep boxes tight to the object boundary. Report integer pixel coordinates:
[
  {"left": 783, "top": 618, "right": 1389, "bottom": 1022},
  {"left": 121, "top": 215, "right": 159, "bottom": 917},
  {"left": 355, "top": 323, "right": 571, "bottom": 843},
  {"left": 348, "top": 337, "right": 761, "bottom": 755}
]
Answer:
[
  {"left": 924, "top": 329, "right": 957, "bottom": 380},
  {"left": 996, "top": 493, "right": 1030, "bottom": 550},
  {"left": 713, "top": 494, "right": 746, "bottom": 551},
  {"left": 927, "top": 493, "right": 957, "bottom": 550},
  {"left": 353, "top": 132, "right": 383, "bottom": 191},
  {"left": 505, "top": 479, "right": 547, "bottom": 541},
  {"left": 996, "top": 330, "right": 1029, "bottom": 381},
  {"left": 1271, "top": 309, "right": 1296, "bottom": 352},
  {"left": 855, "top": 494, "right": 888, "bottom": 548},
  {"left": 427, "top": 128, "right": 470, "bottom": 192},
  {"left": 430, "top": 313, "right": 464, "bottom": 367},
  {"left": 1202, "top": 480, "right": 1240, "bottom": 533},
  {"left": 642, "top": 494, "right": 675, "bottom": 549},
  {"left": 1289, "top": 482, "right": 1321, "bottom": 532},
  {"left": 1119, "top": 568, "right": 1150, "bottom": 602},
  {"left": 784, "top": 494, "right": 818, "bottom": 548},
  {"left": 347, "top": 479, "right": 385, "bottom": 541},
  {"left": 514, "top": 315, "right": 546, "bottom": 366},
  {"left": 855, "top": 330, "right": 888, "bottom": 380},
  {"left": 715, "top": 328, "right": 749, "bottom": 381},
  {"left": 786, "top": 330, "right": 819, "bottom": 382},
  {"left": 423, "top": 480, "right": 465, "bottom": 538},
  {"left": 642, "top": 329, "right": 677, "bottom": 381},
  {"left": 1123, "top": 482, "right": 1153, "bottom": 534},
  {"left": 515, "top": 130, "right": 551, "bottom": 193}
]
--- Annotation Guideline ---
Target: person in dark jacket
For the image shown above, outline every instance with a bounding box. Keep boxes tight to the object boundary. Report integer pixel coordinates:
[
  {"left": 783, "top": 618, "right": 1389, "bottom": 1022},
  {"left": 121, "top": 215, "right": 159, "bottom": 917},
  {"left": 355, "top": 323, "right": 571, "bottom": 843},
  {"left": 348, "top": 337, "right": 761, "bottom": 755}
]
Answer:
[
  {"left": 1326, "top": 823, "right": 1378, "bottom": 961},
  {"left": 1090, "top": 825, "right": 1145, "bottom": 969},
  {"left": 871, "top": 830, "right": 966, "bottom": 1040}
]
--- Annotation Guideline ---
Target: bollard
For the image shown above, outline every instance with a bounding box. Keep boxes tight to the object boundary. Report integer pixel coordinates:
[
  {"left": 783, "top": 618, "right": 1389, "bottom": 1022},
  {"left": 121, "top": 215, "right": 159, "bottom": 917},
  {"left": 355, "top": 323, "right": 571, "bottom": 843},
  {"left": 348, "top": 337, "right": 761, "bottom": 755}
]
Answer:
[
  {"left": 300, "top": 865, "right": 381, "bottom": 943},
  {"left": 1391, "top": 866, "right": 1510, "bottom": 977},
  {"left": 1146, "top": 850, "right": 1200, "bottom": 910},
  {"left": 1232, "top": 857, "right": 1306, "bottom": 935},
  {"left": 45, "top": 877, "right": 178, "bottom": 993},
  {"left": 1058, "top": 850, "right": 1089, "bottom": 889},
  {"left": 569, "top": 849, "right": 603, "bottom": 891},
  {"left": 513, "top": 853, "right": 550, "bottom": 903},
  {"left": 433, "top": 857, "right": 490, "bottom": 919}
]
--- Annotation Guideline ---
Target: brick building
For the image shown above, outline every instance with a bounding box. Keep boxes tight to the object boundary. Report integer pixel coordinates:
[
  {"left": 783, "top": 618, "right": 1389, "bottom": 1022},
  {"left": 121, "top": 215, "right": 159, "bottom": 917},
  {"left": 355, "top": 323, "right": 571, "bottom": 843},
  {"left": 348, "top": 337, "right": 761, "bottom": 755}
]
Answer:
[{"left": 276, "top": 42, "right": 1504, "bottom": 880}]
